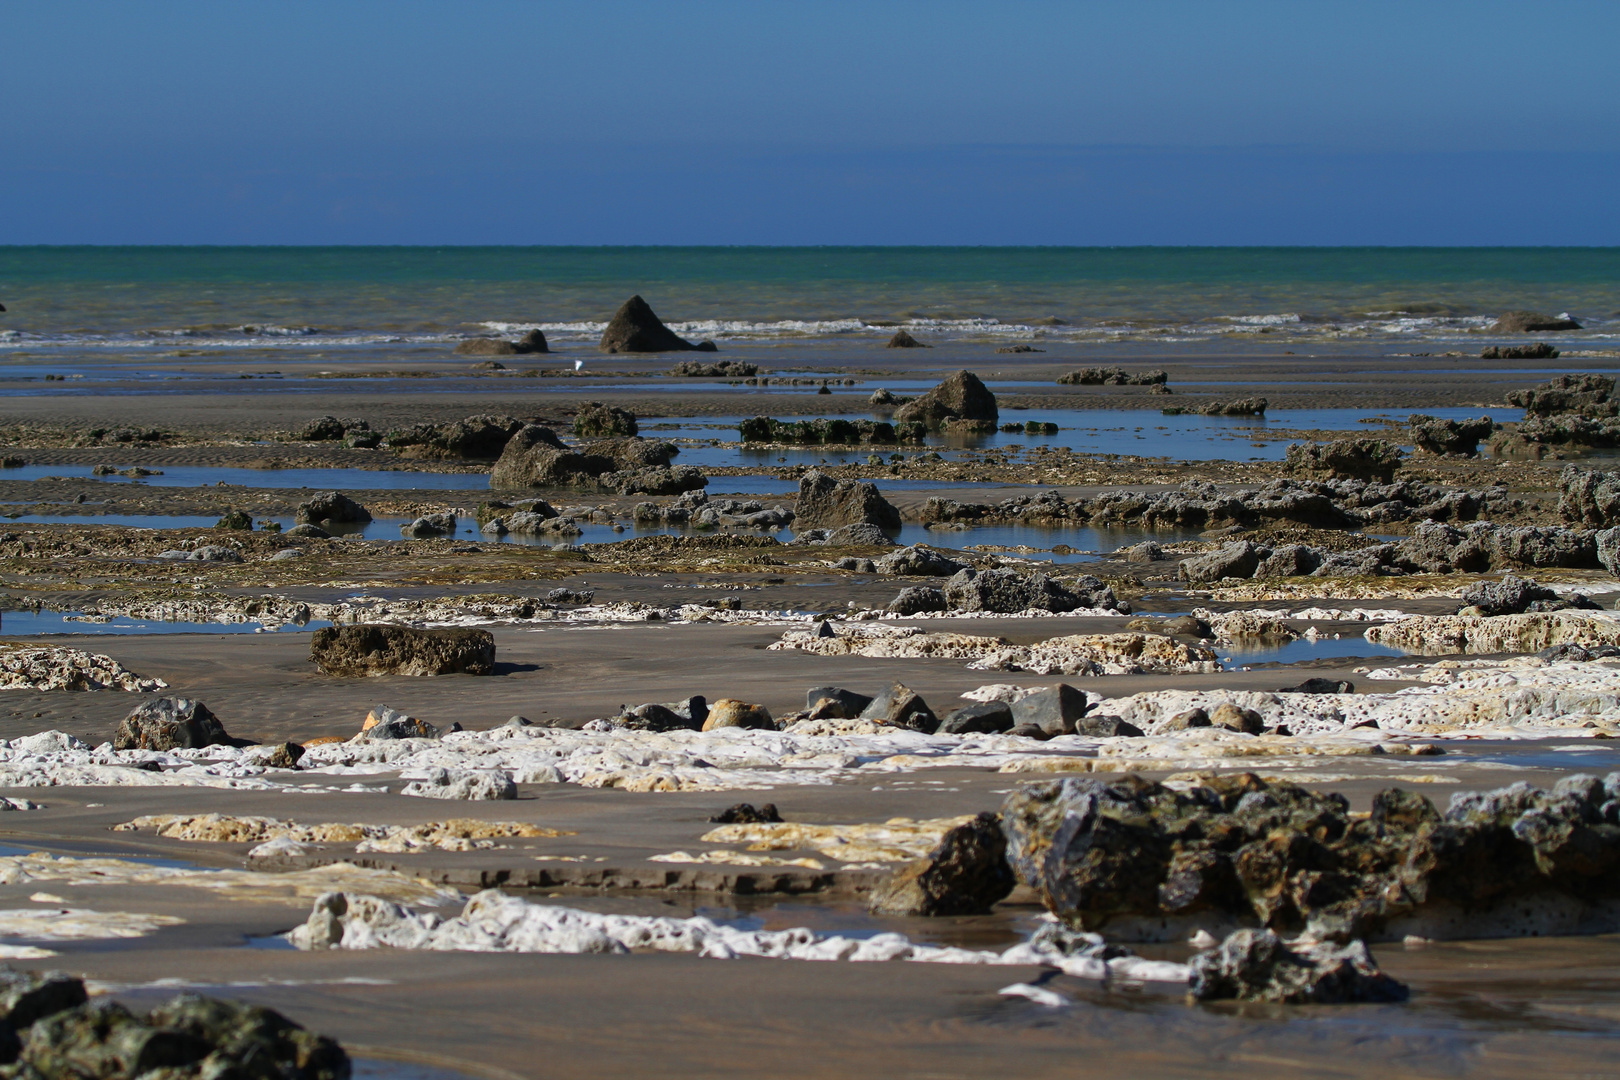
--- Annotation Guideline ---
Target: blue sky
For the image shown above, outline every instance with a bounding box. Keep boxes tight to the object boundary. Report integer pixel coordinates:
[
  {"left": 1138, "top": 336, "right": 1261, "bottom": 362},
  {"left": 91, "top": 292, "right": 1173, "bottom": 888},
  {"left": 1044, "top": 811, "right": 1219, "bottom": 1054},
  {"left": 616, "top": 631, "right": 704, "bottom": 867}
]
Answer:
[{"left": 4, "top": 0, "right": 1617, "bottom": 245}]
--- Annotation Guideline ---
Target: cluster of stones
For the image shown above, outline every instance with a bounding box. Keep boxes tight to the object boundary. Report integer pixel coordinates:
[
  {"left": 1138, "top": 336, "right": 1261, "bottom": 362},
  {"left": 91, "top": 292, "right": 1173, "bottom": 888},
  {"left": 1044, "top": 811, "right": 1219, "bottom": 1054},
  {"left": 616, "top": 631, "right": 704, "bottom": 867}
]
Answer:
[
  {"left": 738, "top": 416, "right": 925, "bottom": 445},
  {"left": 1056, "top": 367, "right": 1168, "bottom": 386},
  {"left": 1160, "top": 397, "right": 1266, "bottom": 417}
]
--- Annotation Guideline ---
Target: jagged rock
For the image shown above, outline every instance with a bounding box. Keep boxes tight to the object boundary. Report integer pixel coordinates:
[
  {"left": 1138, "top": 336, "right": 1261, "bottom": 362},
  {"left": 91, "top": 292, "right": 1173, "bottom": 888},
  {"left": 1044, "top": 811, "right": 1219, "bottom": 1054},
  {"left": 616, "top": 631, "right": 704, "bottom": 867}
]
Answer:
[
  {"left": 401, "top": 512, "right": 457, "bottom": 538},
  {"left": 805, "top": 687, "right": 873, "bottom": 718},
  {"left": 113, "top": 698, "right": 231, "bottom": 751},
  {"left": 1255, "top": 543, "right": 1322, "bottom": 578},
  {"left": 361, "top": 705, "right": 441, "bottom": 739},
  {"left": 943, "top": 568, "right": 1088, "bottom": 613},
  {"left": 573, "top": 402, "right": 638, "bottom": 438},
  {"left": 1559, "top": 465, "right": 1620, "bottom": 527},
  {"left": 401, "top": 767, "right": 516, "bottom": 800},
  {"left": 599, "top": 295, "right": 713, "bottom": 353},
  {"left": 1188, "top": 929, "right": 1408, "bottom": 1003},
  {"left": 1285, "top": 439, "right": 1403, "bottom": 482},
  {"left": 701, "top": 699, "right": 774, "bottom": 731},
  {"left": 11, "top": 987, "right": 348, "bottom": 1079},
  {"left": 670, "top": 359, "right": 756, "bottom": 376},
  {"left": 894, "top": 371, "right": 998, "bottom": 429},
  {"left": 297, "top": 415, "right": 365, "bottom": 441},
  {"left": 795, "top": 470, "right": 901, "bottom": 533},
  {"left": 1459, "top": 575, "right": 1572, "bottom": 616},
  {"left": 1124, "top": 541, "right": 1164, "bottom": 563},
  {"left": 310, "top": 625, "right": 496, "bottom": 677},
  {"left": 1483, "top": 343, "right": 1558, "bottom": 359},
  {"left": 874, "top": 545, "right": 967, "bottom": 577},
  {"left": 885, "top": 329, "right": 928, "bottom": 348},
  {"left": 1001, "top": 771, "right": 1620, "bottom": 942},
  {"left": 709, "top": 803, "right": 782, "bottom": 824},
  {"left": 869, "top": 388, "right": 897, "bottom": 405},
  {"left": 1493, "top": 310, "right": 1581, "bottom": 332},
  {"left": 937, "top": 700, "right": 1015, "bottom": 734},
  {"left": 1409, "top": 414, "right": 1495, "bottom": 456},
  {"left": 386, "top": 415, "right": 526, "bottom": 459},
  {"left": 295, "top": 491, "right": 372, "bottom": 525},
  {"left": 1179, "top": 541, "right": 1263, "bottom": 583},
  {"left": 858, "top": 682, "right": 939, "bottom": 733},
  {"left": 888, "top": 586, "right": 948, "bottom": 615},
  {"left": 1008, "top": 684, "right": 1088, "bottom": 736},
  {"left": 868, "top": 812, "right": 1017, "bottom": 916},
  {"left": 1505, "top": 373, "right": 1615, "bottom": 416},
  {"left": 740, "top": 417, "right": 906, "bottom": 445},
  {"left": 1057, "top": 367, "right": 1167, "bottom": 386}
]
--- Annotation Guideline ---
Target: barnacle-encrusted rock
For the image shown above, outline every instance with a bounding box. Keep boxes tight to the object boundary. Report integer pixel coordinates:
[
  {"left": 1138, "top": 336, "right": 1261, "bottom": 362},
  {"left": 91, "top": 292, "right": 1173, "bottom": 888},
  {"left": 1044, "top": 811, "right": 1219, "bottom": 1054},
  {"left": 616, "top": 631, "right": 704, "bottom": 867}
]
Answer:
[
  {"left": 310, "top": 625, "right": 495, "bottom": 677},
  {"left": 1284, "top": 438, "right": 1404, "bottom": 482},
  {"left": 1188, "top": 929, "right": 1408, "bottom": 1003},
  {"left": 572, "top": 401, "right": 638, "bottom": 438},
  {"left": 0, "top": 646, "right": 165, "bottom": 693}
]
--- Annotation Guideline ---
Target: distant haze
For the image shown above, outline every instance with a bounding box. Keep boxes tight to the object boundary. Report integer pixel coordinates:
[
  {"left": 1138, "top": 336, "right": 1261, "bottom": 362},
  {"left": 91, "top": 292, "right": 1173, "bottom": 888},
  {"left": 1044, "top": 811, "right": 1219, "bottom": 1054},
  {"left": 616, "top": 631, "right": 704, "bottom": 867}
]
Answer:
[{"left": 4, "top": 1, "right": 1618, "bottom": 245}]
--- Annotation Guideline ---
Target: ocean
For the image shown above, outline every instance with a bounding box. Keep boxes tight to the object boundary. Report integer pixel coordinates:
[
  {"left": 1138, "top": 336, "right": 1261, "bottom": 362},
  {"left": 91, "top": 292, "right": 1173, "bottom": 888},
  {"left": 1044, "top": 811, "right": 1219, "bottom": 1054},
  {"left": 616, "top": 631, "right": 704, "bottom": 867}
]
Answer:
[{"left": 1, "top": 246, "right": 1617, "bottom": 351}]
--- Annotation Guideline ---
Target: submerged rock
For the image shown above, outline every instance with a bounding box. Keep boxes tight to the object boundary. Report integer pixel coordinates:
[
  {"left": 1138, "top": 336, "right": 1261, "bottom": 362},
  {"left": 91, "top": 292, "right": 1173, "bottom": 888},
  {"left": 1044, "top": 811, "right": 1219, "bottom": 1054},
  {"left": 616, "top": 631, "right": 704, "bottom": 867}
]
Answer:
[
  {"left": 868, "top": 812, "right": 1017, "bottom": 916},
  {"left": 1000, "top": 771, "right": 1620, "bottom": 942},
  {"left": 599, "top": 295, "right": 714, "bottom": 353},
  {"left": 1188, "top": 929, "right": 1408, "bottom": 1004},
  {"left": 309, "top": 625, "right": 496, "bottom": 677},
  {"left": 114, "top": 698, "right": 231, "bottom": 751}
]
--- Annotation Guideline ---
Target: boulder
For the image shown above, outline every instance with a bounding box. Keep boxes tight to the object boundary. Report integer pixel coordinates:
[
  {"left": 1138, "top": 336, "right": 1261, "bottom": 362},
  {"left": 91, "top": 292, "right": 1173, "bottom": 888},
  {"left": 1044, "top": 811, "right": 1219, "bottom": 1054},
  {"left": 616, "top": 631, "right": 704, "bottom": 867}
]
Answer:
[
  {"left": 938, "top": 700, "right": 1015, "bottom": 735},
  {"left": 1188, "top": 929, "right": 1408, "bottom": 1004},
  {"left": 572, "top": 402, "right": 638, "bottom": 438},
  {"left": 1285, "top": 439, "right": 1403, "bottom": 482},
  {"left": 309, "top": 625, "right": 496, "bottom": 677},
  {"left": 1409, "top": 414, "right": 1495, "bottom": 456},
  {"left": 1559, "top": 465, "right": 1620, "bottom": 527},
  {"left": 874, "top": 545, "right": 968, "bottom": 577},
  {"left": 297, "top": 416, "right": 363, "bottom": 441},
  {"left": 1459, "top": 574, "right": 1568, "bottom": 616},
  {"left": 893, "top": 371, "right": 998, "bottom": 429},
  {"left": 795, "top": 470, "right": 901, "bottom": 533},
  {"left": 1208, "top": 702, "right": 1264, "bottom": 734},
  {"left": 0, "top": 968, "right": 89, "bottom": 1031},
  {"left": 885, "top": 329, "right": 929, "bottom": 348},
  {"left": 943, "top": 568, "right": 1086, "bottom": 613},
  {"left": 599, "top": 295, "right": 713, "bottom": 353},
  {"left": 360, "top": 705, "right": 441, "bottom": 739},
  {"left": 1278, "top": 677, "right": 1355, "bottom": 694},
  {"left": 701, "top": 699, "right": 774, "bottom": 731},
  {"left": 824, "top": 523, "right": 895, "bottom": 546},
  {"left": 515, "top": 329, "right": 549, "bottom": 353},
  {"left": 858, "top": 682, "right": 939, "bottom": 733},
  {"left": 214, "top": 510, "right": 253, "bottom": 531},
  {"left": 1178, "top": 541, "right": 1263, "bottom": 583},
  {"left": 621, "top": 697, "right": 707, "bottom": 732},
  {"left": 401, "top": 512, "right": 457, "bottom": 538},
  {"left": 1007, "top": 684, "right": 1087, "bottom": 736},
  {"left": 805, "top": 687, "right": 873, "bottom": 719},
  {"left": 1493, "top": 310, "right": 1581, "bottom": 332},
  {"left": 296, "top": 491, "right": 372, "bottom": 525},
  {"left": 888, "top": 586, "right": 947, "bottom": 615},
  {"left": 400, "top": 767, "right": 516, "bottom": 800},
  {"left": 487, "top": 425, "right": 587, "bottom": 488},
  {"left": 114, "top": 697, "right": 231, "bottom": 751},
  {"left": 867, "top": 812, "right": 1017, "bottom": 916},
  {"left": 1505, "top": 373, "right": 1615, "bottom": 416},
  {"left": 284, "top": 523, "right": 331, "bottom": 538}
]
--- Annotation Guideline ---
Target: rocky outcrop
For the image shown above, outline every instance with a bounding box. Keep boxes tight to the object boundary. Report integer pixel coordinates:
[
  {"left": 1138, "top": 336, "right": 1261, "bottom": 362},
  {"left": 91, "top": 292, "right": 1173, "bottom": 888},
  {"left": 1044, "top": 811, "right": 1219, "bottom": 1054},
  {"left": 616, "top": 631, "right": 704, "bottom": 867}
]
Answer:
[
  {"left": 114, "top": 697, "right": 232, "bottom": 751},
  {"left": 296, "top": 415, "right": 367, "bottom": 441},
  {"left": 1483, "top": 342, "right": 1557, "bottom": 359},
  {"left": 893, "top": 371, "right": 998, "bottom": 430},
  {"left": 868, "top": 812, "right": 1016, "bottom": 916},
  {"left": 1459, "top": 574, "right": 1585, "bottom": 616},
  {"left": 1001, "top": 771, "right": 1620, "bottom": 941},
  {"left": 1559, "top": 465, "right": 1620, "bottom": 527},
  {"left": 888, "top": 586, "right": 947, "bottom": 615},
  {"left": 942, "top": 568, "right": 1124, "bottom": 614},
  {"left": 1505, "top": 373, "right": 1615, "bottom": 416},
  {"left": 1409, "top": 414, "right": 1495, "bottom": 456},
  {"left": 1163, "top": 398, "right": 1266, "bottom": 417},
  {"left": 385, "top": 414, "right": 526, "bottom": 459},
  {"left": 968, "top": 633, "right": 1219, "bottom": 677},
  {"left": 1188, "top": 929, "right": 1408, "bottom": 1003},
  {"left": 670, "top": 359, "right": 756, "bottom": 376},
  {"left": 492, "top": 428, "right": 703, "bottom": 494},
  {"left": 1365, "top": 611, "right": 1620, "bottom": 655},
  {"left": 873, "top": 544, "right": 967, "bottom": 576},
  {"left": 1493, "top": 310, "right": 1581, "bottom": 332},
  {"left": 295, "top": 491, "right": 371, "bottom": 525},
  {"left": 794, "top": 470, "right": 901, "bottom": 533},
  {"left": 599, "top": 295, "right": 715, "bottom": 353},
  {"left": 738, "top": 416, "right": 918, "bottom": 444},
  {"left": 309, "top": 625, "right": 496, "bottom": 677},
  {"left": 572, "top": 402, "right": 638, "bottom": 438},
  {"left": 1285, "top": 439, "right": 1403, "bottom": 482},
  {"left": 0, "top": 645, "right": 166, "bottom": 693},
  {"left": 401, "top": 512, "right": 456, "bottom": 538},
  {"left": 1057, "top": 367, "right": 1167, "bottom": 386},
  {"left": 885, "top": 330, "right": 928, "bottom": 348}
]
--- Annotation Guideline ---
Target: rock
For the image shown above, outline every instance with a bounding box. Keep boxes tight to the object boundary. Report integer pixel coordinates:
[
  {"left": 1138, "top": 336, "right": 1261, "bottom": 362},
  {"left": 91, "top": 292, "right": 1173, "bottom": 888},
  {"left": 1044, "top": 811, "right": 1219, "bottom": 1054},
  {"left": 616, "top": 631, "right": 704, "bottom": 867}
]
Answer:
[
  {"left": 709, "top": 803, "right": 782, "bottom": 824},
  {"left": 623, "top": 697, "right": 707, "bottom": 731},
  {"left": 284, "top": 523, "right": 330, "bottom": 538},
  {"left": 997, "top": 344, "right": 1044, "bottom": 354},
  {"left": 1178, "top": 541, "right": 1263, "bottom": 583},
  {"left": 1285, "top": 439, "right": 1403, "bottom": 482},
  {"left": 885, "top": 329, "right": 928, "bottom": 348},
  {"left": 670, "top": 359, "right": 757, "bottom": 376},
  {"left": 1409, "top": 414, "right": 1495, "bottom": 456},
  {"left": 869, "top": 388, "right": 897, "bottom": 405},
  {"left": 599, "top": 295, "right": 712, "bottom": 353},
  {"left": 943, "top": 568, "right": 1086, "bottom": 614},
  {"left": 1188, "top": 929, "right": 1408, "bottom": 1004},
  {"left": 1278, "top": 677, "right": 1355, "bottom": 694},
  {"left": 573, "top": 401, "right": 638, "bottom": 438},
  {"left": 545, "top": 586, "right": 593, "bottom": 603},
  {"left": 937, "top": 700, "right": 1016, "bottom": 735},
  {"left": 888, "top": 586, "right": 948, "bottom": 615},
  {"left": 1124, "top": 541, "right": 1164, "bottom": 563},
  {"left": 1002, "top": 771, "right": 1620, "bottom": 942},
  {"left": 455, "top": 337, "right": 518, "bottom": 355},
  {"left": 13, "top": 989, "right": 348, "bottom": 1080},
  {"left": 386, "top": 415, "right": 527, "bottom": 459},
  {"left": 296, "top": 415, "right": 365, "bottom": 441},
  {"left": 824, "top": 523, "right": 895, "bottom": 546},
  {"left": 1459, "top": 574, "right": 1568, "bottom": 616},
  {"left": 309, "top": 625, "right": 496, "bottom": 677},
  {"left": 242, "top": 741, "right": 305, "bottom": 769},
  {"left": 1167, "top": 707, "right": 1211, "bottom": 730},
  {"left": 114, "top": 697, "right": 231, "bottom": 751},
  {"left": 1208, "top": 702, "right": 1264, "bottom": 734},
  {"left": 157, "top": 545, "right": 245, "bottom": 563},
  {"left": 1007, "top": 684, "right": 1088, "bottom": 736},
  {"left": 858, "top": 682, "right": 939, "bottom": 733},
  {"left": 401, "top": 512, "right": 457, "bottom": 538},
  {"left": 400, "top": 766, "right": 516, "bottom": 800},
  {"left": 1559, "top": 465, "right": 1620, "bottom": 527},
  {"left": 361, "top": 705, "right": 442, "bottom": 739},
  {"left": 1493, "top": 310, "right": 1581, "bottom": 332},
  {"left": 213, "top": 509, "right": 253, "bottom": 531},
  {"left": 296, "top": 491, "right": 372, "bottom": 525},
  {"left": 1183, "top": 397, "right": 1266, "bottom": 417},
  {"left": 1160, "top": 615, "right": 1212, "bottom": 638},
  {"left": 1057, "top": 367, "right": 1167, "bottom": 386},
  {"left": 805, "top": 687, "right": 874, "bottom": 718},
  {"left": 893, "top": 371, "right": 998, "bottom": 430},
  {"left": 867, "top": 812, "right": 1017, "bottom": 916},
  {"left": 515, "top": 329, "right": 549, "bottom": 353},
  {"left": 1506, "top": 373, "right": 1615, "bottom": 416},
  {"left": 1483, "top": 343, "right": 1558, "bottom": 359},
  {"left": 874, "top": 545, "right": 968, "bottom": 577},
  {"left": 795, "top": 469, "right": 901, "bottom": 532},
  {"left": 700, "top": 699, "right": 773, "bottom": 731},
  {"left": 0, "top": 968, "right": 88, "bottom": 1030}
]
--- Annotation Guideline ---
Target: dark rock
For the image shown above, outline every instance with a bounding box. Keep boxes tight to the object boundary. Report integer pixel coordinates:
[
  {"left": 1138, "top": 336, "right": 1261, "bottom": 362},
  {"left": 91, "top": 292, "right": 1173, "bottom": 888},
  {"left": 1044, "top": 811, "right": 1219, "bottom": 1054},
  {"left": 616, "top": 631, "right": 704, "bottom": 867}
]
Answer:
[
  {"left": 256, "top": 742, "right": 306, "bottom": 769},
  {"left": 938, "top": 701, "right": 1015, "bottom": 735},
  {"left": 1279, "top": 678, "right": 1356, "bottom": 694},
  {"left": 670, "top": 359, "right": 757, "bottom": 376},
  {"left": 1506, "top": 373, "right": 1616, "bottom": 416},
  {"left": 0, "top": 968, "right": 89, "bottom": 1032},
  {"left": 1009, "top": 684, "right": 1087, "bottom": 736},
  {"left": 1077, "top": 714, "right": 1145, "bottom": 738},
  {"left": 858, "top": 682, "right": 939, "bottom": 733},
  {"left": 1493, "top": 310, "right": 1581, "bottom": 333},
  {"left": 487, "top": 426, "right": 595, "bottom": 489},
  {"left": 943, "top": 568, "right": 1086, "bottom": 613},
  {"left": 1482, "top": 342, "right": 1558, "bottom": 359},
  {"left": 309, "top": 625, "right": 495, "bottom": 677},
  {"left": 1057, "top": 367, "right": 1167, "bottom": 386},
  {"left": 1409, "top": 414, "right": 1495, "bottom": 456},
  {"left": 114, "top": 698, "right": 231, "bottom": 751},
  {"left": 805, "top": 687, "right": 874, "bottom": 718},
  {"left": 885, "top": 329, "right": 929, "bottom": 348},
  {"left": 1188, "top": 929, "right": 1408, "bottom": 1003},
  {"left": 868, "top": 812, "right": 1016, "bottom": 916},
  {"left": 620, "top": 702, "right": 702, "bottom": 732},
  {"left": 795, "top": 470, "right": 901, "bottom": 533},
  {"left": 894, "top": 371, "right": 998, "bottom": 429},
  {"left": 709, "top": 803, "right": 782, "bottom": 824},
  {"left": 1285, "top": 439, "right": 1404, "bottom": 482},
  {"left": 1460, "top": 574, "right": 1569, "bottom": 616},
  {"left": 401, "top": 512, "right": 456, "bottom": 538},
  {"left": 599, "top": 295, "right": 710, "bottom": 353},
  {"left": 295, "top": 491, "right": 372, "bottom": 525},
  {"left": 874, "top": 544, "right": 968, "bottom": 577},
  {"left": 1559, "top": 465, "right": 1620, "bottom": 527},
  {"left": 514, "top": 329, "right": 549, "bottom": 353},
  {"left": 455, "top": 337, "right": 518, "bottom": 355},
  {"left": 1007, "top": 723, "right": 1052, "bottom": 740},
  {"left": 545, "top": 587, "right": 594, "bottom": 604},
  {"left": 573, "top": 402, "right": 638, "bottom": 438},
  {"left": 888, "top": 586, "right": 948, "bottom": 615},
  {"left": 297, "top": 415, "right": 363, "bottom": 441},
  {"left": 361, "top": 705, "right": 442, "bottom": 739},
  {"left": 214, "top": 509, "right": 253, "bottom": 531},
  {"left": 996, "top": 344, "right": 1044, "bottom": 354}
]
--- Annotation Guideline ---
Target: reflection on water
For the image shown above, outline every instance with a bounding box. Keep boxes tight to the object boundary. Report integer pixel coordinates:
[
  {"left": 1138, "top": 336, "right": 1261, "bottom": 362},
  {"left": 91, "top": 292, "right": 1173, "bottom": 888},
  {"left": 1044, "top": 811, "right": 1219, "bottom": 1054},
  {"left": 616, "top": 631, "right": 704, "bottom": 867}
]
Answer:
[
  {"left": 1219, "top": 636, "right": 1410, "bottom": 669},
  {"left": 0, "top": 464, "right": 487, "bottom": 491},
  {"left": 0, "top": 610, "right": 332, "bottom": 637}
]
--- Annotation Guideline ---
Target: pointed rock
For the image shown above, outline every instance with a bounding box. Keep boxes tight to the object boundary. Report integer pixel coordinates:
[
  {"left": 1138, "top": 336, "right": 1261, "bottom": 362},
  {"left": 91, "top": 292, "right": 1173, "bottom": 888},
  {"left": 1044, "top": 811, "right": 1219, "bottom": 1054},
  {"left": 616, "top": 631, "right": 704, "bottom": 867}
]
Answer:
[{"left": 599, "top": 295, "right": 714, "bottom": 353}]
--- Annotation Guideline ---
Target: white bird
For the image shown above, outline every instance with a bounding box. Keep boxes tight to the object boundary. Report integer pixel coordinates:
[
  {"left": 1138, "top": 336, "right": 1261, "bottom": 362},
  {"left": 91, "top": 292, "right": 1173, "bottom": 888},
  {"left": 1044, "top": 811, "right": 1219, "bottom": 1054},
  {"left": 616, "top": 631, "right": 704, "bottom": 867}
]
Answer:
[{"left": 574, "top": 359, "right": 584, "bottom": 371}]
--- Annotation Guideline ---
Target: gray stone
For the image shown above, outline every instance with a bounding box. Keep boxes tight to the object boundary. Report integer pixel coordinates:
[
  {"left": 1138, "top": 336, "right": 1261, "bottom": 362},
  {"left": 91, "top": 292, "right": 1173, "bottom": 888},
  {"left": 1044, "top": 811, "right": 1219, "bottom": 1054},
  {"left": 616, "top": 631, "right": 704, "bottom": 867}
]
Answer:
[
  {"left": 284, "top": 523, "right": 331, "bottom": 538},
  {"left": 795, "top": 470, "right": 901, "bottom": 533},
  {"left": 893, "top": 370, "right": 998, "bottom": 430},
  {"left": 937, "top": 700, "right": 1015, "bottom": 735},
  {"left": 824, "top": 523, "right": 895, "bottom": 546},
  {"left": 805, "top": 687, "right": 874, "bottom": 718},
  {"left": 361, "top": 706, "right": 442, "bottom": 740},
  {"left": 1009, "top": 684, "right": 1087, "bottom": 736},
  {"left": 887, "top": 586, "right": 947, "bottom": 615},
  {"left": 1179, "top": 541, "right": 1263, "bottom": 583},
  {"left": 401, "top": 512, "right": 457, "bottom": 538},
  {"left": 296, "top": 491, "right": 372, "bottom": 525},
  {"left": 874, "top": 545, "right": 968, "bottom": 577},
  {"left": 114, "top": 698, "right": 231, "bottom": 751},
  {"left": 400, "top": 767, "right": 516, "bottom": 800},
  {"left": 858, "top": 682, "right": 938, "bottom": 733},
  {"left": 943, "top": 568, "right": 1085, "bottom": 613}
]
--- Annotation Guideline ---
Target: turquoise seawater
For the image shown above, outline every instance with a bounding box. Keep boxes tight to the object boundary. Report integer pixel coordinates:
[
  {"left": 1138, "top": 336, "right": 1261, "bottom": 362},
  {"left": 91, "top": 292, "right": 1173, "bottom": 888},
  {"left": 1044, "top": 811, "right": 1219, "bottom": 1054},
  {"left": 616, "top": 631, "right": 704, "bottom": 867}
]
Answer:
[{"left": 0, "top": 246, "right": 1616, "bottom": 340}]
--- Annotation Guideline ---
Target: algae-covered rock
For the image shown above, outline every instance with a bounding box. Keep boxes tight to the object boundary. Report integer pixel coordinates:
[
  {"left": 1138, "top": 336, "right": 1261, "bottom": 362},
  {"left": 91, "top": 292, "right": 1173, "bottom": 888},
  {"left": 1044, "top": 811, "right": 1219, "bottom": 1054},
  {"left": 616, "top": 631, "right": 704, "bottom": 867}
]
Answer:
[
  {"left": 868, "top": 812, "right": 1016, "bottom": 916},
  {"left": 310, "top": 625, "right": 495, "bottom": 677},
  {"left": 1188, "top": 929, "right": 1408, "bottom": 1004}
]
